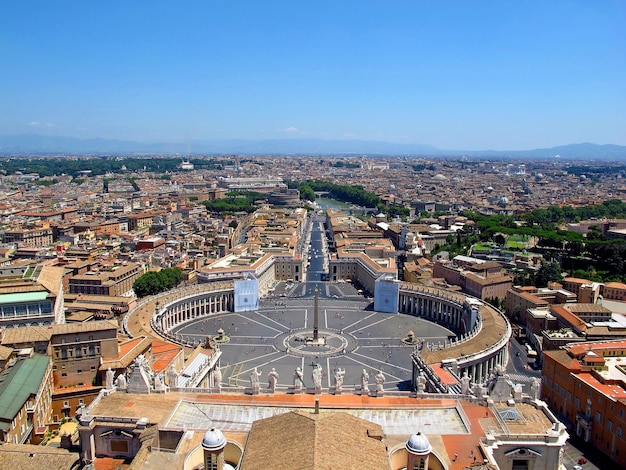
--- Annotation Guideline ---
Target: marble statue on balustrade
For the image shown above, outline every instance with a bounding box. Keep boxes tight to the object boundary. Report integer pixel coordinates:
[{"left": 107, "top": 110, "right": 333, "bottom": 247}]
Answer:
[
  {"left": 334, "top": 367, "right": 345, "bottom": 395},
  {"left": 268, "top": 368, "right": 279, "bottom": 393},
  {"left": 213, "top": 365, "right": 222, "bottom": 393},
  {"left": 250, "top": 367, "right": 262, "bottom": 395},
  {"left": 154, "top": 373, "right": 166, "bottom": 392},
  {"left": 530, "top": 377, "right": 541, "bottom": 400},
  {"left": 361, "top": 369, "right": 370, "bottom": 396},
  {"left": 312, "top": 364, "right": 323, "bottom": 395},
  {"left": 375, "top": 370, "right": 385, "bottom": 397},
  {"left": 293, "top": 367, "right": 304, "bottom": 393},
  {"left": 461, "top": 371, "right": 471, "bottom": 395},
  {"left": 115, "top": 373, "right": 127, "bottom": 390},
  {"left": 167, "top": 366, "right": 178, "bottom": 389},
  {"left": 417, "top": 374, "right": 426, "bottom": 393},
  {"left": 105, "top": 368, "right": 115, "bottom": 391}
]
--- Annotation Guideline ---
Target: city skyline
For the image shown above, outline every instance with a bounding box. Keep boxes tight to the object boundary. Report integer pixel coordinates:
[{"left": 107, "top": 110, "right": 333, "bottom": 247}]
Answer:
[{"left": 1, "top": 1, "right": 625, "bottom": 150}]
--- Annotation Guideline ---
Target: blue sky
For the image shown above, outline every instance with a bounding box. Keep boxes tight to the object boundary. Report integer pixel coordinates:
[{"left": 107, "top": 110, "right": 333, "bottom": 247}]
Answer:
[{"left": 1, "top": 1, "right": 624, "bottom": 150}]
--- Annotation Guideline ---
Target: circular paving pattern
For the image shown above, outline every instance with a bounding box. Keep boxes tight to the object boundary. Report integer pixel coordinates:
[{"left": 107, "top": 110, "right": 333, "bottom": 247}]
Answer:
[
  {"left": 277, "top": 328, "right": 358, "bottom": 358},
  {"left": 173, "top": 295, "right": 455, "bottom": 392}
]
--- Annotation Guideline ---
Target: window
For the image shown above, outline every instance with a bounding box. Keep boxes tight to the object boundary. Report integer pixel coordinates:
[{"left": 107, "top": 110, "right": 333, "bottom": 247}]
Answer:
[
  {"left": 617, "top": 426, "right": 623, "bottom": 438},
  {"left": 110, "top": 440, "right": 129, "bottom": 453},
  {"left": 61, "top": 373, "right": 67, "bottom": 378},
  {"left": 575, "top": 398, "right": 581, "bottom": 408},
  {"left": 78, "top": 399, "right": 84, "bottom": 405},
  {"left": 595, "top": 412, "right": 602, "bottom": 423},
  {"left": 608, "top": 420, "right": 614, "bottom": 431}
]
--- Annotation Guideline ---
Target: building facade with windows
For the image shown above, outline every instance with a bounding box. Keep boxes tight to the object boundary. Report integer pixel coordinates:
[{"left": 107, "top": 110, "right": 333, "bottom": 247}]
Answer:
[
  {"left": 0, "top": 265, "right": 65, "bottom": 328},
  {"left": 542, "top": 340, "right": 626, "bottom": 467},
  {"left": 68, "top": 262, "right": 143, "bottom": 297},
  {"left": 0, "top": 352, "right": 53, "bottom": 445},
  {"left": 1, "top": 320, "right": 119, "bottom": 388}
]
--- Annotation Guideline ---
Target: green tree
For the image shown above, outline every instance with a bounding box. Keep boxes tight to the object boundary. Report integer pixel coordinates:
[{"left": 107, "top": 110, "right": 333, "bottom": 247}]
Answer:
[
  {"left": 536, "top": 261, "right": 562, "bottom": 288},
  {"left": 133, "top": 268, "right": 183, "bottom": 298}
]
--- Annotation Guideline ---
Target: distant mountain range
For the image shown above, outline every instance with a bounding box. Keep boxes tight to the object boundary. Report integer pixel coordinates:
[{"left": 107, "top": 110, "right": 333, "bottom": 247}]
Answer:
[{"left": 0, "top": 133, "right": 625, "bottom": 160}]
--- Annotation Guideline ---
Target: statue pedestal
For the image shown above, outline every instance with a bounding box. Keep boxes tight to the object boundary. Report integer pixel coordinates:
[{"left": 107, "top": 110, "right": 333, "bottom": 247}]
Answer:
[
  {"left": 251, "top": 386, "right": 260, "bottom": 395},
  {"left": 314, "top": 386, "right": 322, "bottom": 395},
  {"left": 334, "top": 388, "right": 342, "bottom": 396},
  {"left": 376, "top": 390, "right": 384, "bottom": 398},
  {"left": 293, "top": 387, "right": 303, "bottom": 395},
  {"left": 361, "top": 388, "right": 369, "bottom": 397}
]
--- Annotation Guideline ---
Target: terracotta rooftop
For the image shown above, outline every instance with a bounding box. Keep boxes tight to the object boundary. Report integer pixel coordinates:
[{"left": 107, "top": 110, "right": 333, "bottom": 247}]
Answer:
[
  {"left": 0, "top": 444, "right": 79, "bottom": 470},
  {"left": 240, "top": 410, "right": 388, "bottom": 470},
  {"left": 551, "top": 305, "right": 587, "bottom": 332},
  {"left": 575, "top": 372, "right": 626, "bottom": 400}
]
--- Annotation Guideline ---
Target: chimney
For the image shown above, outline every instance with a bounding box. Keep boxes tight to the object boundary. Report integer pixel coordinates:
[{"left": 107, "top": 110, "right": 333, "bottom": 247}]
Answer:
[{"left": 314, "top": 399, "right": 320, "bottom": 414}]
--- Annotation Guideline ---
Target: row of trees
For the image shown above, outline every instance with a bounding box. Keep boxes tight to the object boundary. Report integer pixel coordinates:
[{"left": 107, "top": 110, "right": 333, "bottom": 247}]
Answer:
[
  {"left": 202, "top": 191, "right": 266, "bottom": 214},
  {"left": 133, "top": 268, "right": 183, "bottom": 298},
  {"left": 288, "top": 180, "right": 382, "bottom": 207},
  {"left": 525, "top": 199, "right": 626, "bottom": 227},
  {"left": 0, "top": 157, "right": 223, "bottom": 178},
  {"left": 287, "top": 180, "right": 410, "bottom": 218}
]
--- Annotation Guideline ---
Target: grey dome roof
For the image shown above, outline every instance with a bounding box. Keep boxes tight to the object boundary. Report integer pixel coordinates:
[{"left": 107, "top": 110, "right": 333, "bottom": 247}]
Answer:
[
  {"left": 202, "top": 428, "right": 227, "bottom": 451},
  {"left": 406, "top": 432, "right": 432, "bottom": 455}
]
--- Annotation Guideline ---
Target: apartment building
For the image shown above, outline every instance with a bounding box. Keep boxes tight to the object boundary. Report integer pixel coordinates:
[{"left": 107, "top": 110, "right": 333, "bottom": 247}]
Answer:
[
  {"left": 542, "top": 340, "right": 626, "bottom": 467},
  {"left": 0, "top": 265, "right": 65, "bottom": 328},
  {"left": 2, "top": 225, "right": 53, "bottom": 247},
  {"left": 68, "top": 262, "right": 143, "bottom": 296},
  {"left": 604, "top": 282, "right": 626, "bottom": 302},
  {"left": 433, "top": 259, "right": 513, "bottom": 300},
  {"left": 0, "top": 352, "right": 53, "bottom": 445},
  {"left": 72, "top": 218, "right": 122, "bottom": 236},
  {"left": 1, "top": 320, "right": 119, "bottom": 388}
]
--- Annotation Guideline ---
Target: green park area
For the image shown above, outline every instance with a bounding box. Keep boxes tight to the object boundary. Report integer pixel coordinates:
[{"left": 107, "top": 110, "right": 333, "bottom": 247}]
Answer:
[{"left": 504, "top": 234, "right": 530, "bottom": 250}]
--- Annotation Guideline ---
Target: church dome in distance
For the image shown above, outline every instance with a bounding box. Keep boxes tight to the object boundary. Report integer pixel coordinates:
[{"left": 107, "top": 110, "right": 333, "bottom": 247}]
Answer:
[
  {"left": 433, "top": 174, "right": 447, "bottom": 181},
  {"left": 406, "top": 431, "right": 432, "bottom": 456},
  {"left": 202, "top": 427, "right": 227, "bottom": 451}
]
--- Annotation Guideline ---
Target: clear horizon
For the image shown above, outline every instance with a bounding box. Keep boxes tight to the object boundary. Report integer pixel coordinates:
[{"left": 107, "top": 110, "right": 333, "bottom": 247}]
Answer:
[{"left": 1, "top": 1, "right": 625, "bottom": 151}]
